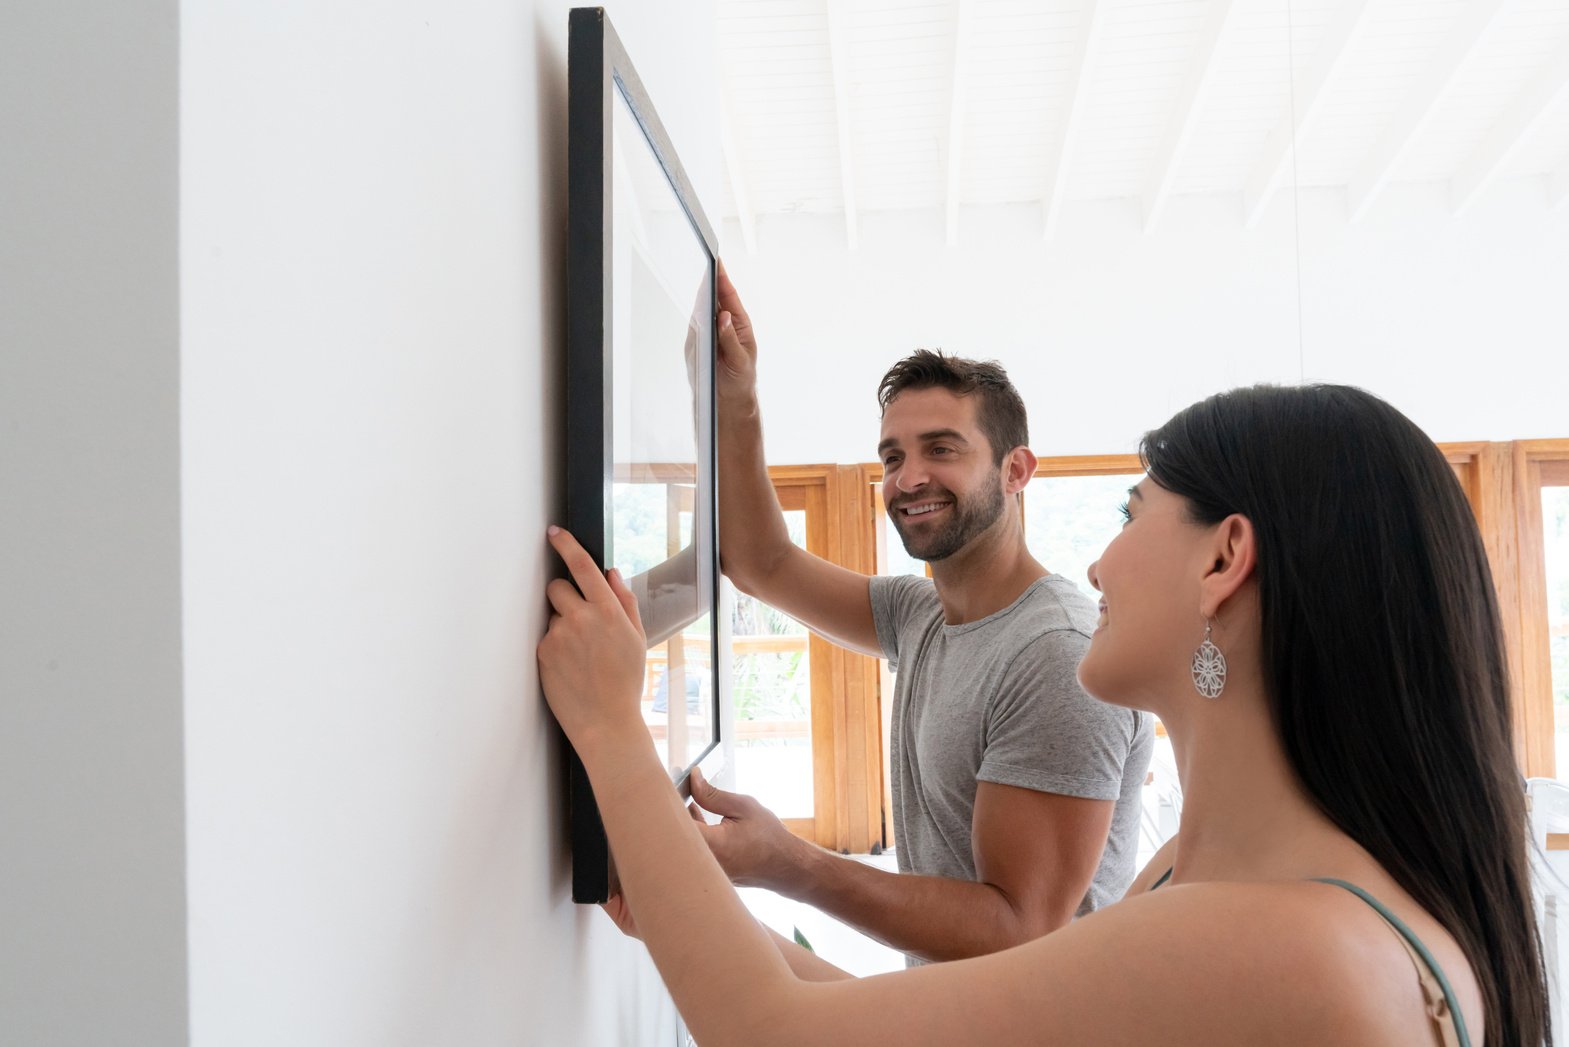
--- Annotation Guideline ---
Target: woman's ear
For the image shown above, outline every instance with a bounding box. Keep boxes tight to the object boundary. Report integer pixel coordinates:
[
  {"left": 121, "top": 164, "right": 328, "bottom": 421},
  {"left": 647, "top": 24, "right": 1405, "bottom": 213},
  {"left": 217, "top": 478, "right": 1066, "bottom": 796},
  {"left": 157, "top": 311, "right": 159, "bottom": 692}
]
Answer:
[
  {"left": 1199, "top": 513, "right": 1256, "bottom": 620},
  {"left": 1004, "top": 446, "right": 1038, "bottom": 495}
]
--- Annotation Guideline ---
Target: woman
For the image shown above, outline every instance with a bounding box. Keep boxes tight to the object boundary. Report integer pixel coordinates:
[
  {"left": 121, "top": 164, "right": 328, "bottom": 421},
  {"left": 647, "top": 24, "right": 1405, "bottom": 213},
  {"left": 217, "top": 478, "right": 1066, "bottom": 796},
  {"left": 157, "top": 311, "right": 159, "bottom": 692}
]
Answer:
[{"left": 539, "top": 383, "right": 1548, "bottom": 1045}]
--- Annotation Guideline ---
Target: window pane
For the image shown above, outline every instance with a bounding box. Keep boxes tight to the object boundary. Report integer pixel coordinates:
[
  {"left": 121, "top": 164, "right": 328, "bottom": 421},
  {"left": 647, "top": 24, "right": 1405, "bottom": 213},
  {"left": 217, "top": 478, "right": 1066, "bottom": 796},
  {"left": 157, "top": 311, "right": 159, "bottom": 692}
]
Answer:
[
  {"left": 1023, "top": 473, "right": 1142, "bottom": 603},
  {"left": 731, "top": 510, "right": 813, "bottom": 818},
  {"left": 879, "top": 502, "right": 927, "bottom": 578},
  {"left": 1545, "top": 487, "right": 1569, "bottom": 774}
]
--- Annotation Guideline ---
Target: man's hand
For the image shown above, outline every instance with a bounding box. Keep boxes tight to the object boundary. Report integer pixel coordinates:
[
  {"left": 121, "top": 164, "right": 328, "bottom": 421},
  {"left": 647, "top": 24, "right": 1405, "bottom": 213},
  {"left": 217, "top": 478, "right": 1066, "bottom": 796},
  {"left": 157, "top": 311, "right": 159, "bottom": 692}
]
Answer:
[
  {"left": 715, "top": 261, "right": 760, "bottom": 405},
  {"left": 688, "top": 767, "right": 810, "bottom": 890}
]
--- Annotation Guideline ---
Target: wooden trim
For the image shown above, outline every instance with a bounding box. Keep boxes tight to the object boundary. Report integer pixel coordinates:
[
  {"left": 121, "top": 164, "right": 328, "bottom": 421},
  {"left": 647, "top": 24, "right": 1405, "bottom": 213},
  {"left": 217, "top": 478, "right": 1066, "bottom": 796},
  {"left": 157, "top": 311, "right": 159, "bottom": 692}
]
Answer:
[
  {"left": 769, "top": 464, "right": 839, "bottom": 487},
  {"left": 1515, "top": 441, "right": 1569, "bottom": 779},
  {"left": 782, "top": 817, "right": 814, "bottom": 840},
  {"left": 831, "top": 464, "right": 885, "bottom": 853},
  {"left": 614, "top": 462, "right": 699, "bottom": 484},
  {"left": 1520, "top": 439, "right": 1569, "bottom": 458},
  {"left": 801, "top": 480, "right": 840, "bottom": 848},
  {"left": 1032, "top": 453, "right": 1144, "bottom": 478},
  {"left": 764, "top": 465, "right": 887, "bottom": 852},
  {"left": 861, "top": 464, "right": 897, "bottom": 848},
  {"left": 1548, "top": 833, "right": 1569, "bottom": 852},
  {"left": 1513, "top": 446, "right": 1551, "bottom": 777}
]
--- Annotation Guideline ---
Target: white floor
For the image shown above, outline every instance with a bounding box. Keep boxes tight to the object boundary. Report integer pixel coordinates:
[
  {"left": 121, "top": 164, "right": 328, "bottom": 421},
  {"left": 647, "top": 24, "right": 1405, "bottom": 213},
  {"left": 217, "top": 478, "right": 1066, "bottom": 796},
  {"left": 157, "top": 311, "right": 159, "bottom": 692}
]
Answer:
[{"left": 738, "top": 851, "right": 906, "bottom": 977}]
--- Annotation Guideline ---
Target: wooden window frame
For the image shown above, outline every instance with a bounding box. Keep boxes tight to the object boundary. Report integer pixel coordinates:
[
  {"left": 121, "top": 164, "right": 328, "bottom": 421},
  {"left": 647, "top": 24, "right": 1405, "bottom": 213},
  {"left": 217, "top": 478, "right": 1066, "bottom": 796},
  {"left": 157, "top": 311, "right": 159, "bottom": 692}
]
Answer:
[{"left": 785, "top": 440, "right": 1568, "bottom": 850}]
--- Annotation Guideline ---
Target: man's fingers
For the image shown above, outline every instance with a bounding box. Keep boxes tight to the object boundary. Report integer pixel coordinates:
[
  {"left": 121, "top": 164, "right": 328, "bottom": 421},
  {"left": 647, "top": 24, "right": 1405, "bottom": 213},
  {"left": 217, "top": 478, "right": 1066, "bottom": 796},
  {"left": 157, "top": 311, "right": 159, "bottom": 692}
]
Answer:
[
  {"left": 689, "top": 767, "right": 750, "bottom": 818},
  {"left": 715, "top": 260, "right": 755, "bottom": 347},
  {"left": 547, "top": 526, "right": 615, "bottom": 604},
  {"left": 717, "top": 312, "right": 753, "bottom": 374}
]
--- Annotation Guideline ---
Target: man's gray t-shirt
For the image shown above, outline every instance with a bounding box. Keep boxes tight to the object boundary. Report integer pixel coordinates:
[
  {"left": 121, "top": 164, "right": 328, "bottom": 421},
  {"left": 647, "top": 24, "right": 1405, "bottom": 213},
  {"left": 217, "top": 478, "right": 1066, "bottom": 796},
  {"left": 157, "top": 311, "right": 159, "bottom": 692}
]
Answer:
[{"left": 871, "top": 573, "right": 1153, "bottom": 923}]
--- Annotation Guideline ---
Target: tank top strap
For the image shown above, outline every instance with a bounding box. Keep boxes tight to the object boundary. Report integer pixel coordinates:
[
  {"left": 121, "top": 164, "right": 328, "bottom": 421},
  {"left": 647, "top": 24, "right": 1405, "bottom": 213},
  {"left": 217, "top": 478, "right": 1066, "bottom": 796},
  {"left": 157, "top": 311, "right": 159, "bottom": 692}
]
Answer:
[{"left": 1312, "top": 878, "right": 1471, "bottom": 1047}]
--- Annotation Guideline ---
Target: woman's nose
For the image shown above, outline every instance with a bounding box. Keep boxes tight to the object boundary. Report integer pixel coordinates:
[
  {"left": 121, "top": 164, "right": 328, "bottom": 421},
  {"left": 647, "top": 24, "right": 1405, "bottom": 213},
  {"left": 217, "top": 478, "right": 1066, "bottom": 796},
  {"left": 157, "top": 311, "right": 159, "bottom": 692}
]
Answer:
[{"left": 1086, "top": 560, "right": 1102, "bottom": 592}]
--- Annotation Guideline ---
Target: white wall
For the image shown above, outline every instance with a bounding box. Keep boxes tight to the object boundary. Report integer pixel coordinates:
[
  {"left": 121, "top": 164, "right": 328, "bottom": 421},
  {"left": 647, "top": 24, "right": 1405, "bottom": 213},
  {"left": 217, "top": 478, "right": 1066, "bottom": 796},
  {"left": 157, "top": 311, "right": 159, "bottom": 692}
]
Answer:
[
  {"left": 180, "top": 3, "right": 719, "bottom": 1044},
  {"left": 6, "top": 2, "right": 716, "bottom": 1045},
  {"left": 722, "top": 182, "right": 1569, "bottom": 464},
  {"left": 0, "top": 3, "right": 189, "bottom": 1043}
]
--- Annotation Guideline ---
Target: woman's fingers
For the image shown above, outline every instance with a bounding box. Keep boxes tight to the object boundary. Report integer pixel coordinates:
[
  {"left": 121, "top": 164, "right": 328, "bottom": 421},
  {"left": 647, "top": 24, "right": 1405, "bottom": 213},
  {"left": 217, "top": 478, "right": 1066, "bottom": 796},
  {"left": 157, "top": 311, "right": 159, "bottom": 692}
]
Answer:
[
  {"left": 547, "top": 526, "right": 615, "bottom": 604},
  {"left": 605, "top": 567, "right": 646, "bottom": 643},
  {"left": 545, "top": 577, "right": 583, "bottom": 617}
]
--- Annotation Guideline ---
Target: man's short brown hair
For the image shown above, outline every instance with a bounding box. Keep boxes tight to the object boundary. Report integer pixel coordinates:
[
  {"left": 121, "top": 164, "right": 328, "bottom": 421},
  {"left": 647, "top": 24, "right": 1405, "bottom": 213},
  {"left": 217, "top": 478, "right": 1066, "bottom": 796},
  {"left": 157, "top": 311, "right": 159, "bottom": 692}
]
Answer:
[{"left": 877, "top": 350, "right": 1029, "bottom": 466}]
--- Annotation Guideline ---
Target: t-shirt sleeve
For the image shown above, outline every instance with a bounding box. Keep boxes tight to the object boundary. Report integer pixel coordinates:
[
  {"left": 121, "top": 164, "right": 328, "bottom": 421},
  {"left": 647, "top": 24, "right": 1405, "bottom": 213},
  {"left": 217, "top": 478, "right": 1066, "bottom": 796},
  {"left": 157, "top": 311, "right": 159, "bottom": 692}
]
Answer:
[
  {"left": 977, "top": 629, "right": 1137, "bottom": 802},
  {"left": 868, "top": 574, "right": 935, "bottom": 671}
]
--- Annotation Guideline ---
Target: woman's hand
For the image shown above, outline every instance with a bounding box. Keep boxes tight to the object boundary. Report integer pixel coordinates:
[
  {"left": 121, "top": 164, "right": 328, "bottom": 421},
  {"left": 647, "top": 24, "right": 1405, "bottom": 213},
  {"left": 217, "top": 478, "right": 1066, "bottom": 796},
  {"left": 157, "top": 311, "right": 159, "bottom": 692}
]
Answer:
[
  {"left": 601, "top": 893, "right": 641, "bottom": 940},
  {"left": 538, "top": 526, "right": 650, "bottom": 755}
]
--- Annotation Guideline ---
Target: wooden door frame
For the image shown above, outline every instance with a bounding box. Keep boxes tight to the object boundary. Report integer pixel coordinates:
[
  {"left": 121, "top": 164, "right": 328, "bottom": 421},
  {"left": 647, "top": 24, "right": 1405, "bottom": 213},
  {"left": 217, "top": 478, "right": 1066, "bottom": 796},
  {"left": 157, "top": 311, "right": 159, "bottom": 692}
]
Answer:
[
  {"left": 1512, "top": 441, "right": 1569, "bottom": 779},
  {"left": 767, "top": 465, "right": 885, "bottom": 853}
]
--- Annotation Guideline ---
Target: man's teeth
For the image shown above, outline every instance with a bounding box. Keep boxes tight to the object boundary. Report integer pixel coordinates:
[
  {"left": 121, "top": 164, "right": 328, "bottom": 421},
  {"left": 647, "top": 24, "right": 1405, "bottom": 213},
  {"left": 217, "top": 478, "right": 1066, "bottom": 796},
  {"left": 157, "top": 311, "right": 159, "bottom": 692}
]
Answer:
[{"left": 905, "top": 503, "right": 947, "bottom": 516}]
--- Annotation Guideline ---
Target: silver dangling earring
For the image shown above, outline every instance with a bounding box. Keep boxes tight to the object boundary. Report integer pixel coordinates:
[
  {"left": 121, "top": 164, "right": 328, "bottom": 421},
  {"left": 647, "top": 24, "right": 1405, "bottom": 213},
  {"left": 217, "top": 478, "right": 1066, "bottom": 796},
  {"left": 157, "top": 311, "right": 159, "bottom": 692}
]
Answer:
[{"left": 1191, "top": 619, "right": 1226, "bottom": 699}]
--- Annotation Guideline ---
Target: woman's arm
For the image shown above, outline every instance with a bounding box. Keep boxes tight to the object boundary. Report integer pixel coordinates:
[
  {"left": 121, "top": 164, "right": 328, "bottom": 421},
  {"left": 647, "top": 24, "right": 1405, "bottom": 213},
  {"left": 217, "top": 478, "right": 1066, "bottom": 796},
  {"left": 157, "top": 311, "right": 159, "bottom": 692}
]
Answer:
[
  {"left": 764, "top": 927, "right": 855, "bottom": 982},
  {"left": 600, "top": 894, "right": 852, "bottom": 982},
  {"left": 538, "top": 528, "right": 1403, "bottom": 1046},
  {"left": 540, "top": 527, "right": 810, "bottom": 1045}
]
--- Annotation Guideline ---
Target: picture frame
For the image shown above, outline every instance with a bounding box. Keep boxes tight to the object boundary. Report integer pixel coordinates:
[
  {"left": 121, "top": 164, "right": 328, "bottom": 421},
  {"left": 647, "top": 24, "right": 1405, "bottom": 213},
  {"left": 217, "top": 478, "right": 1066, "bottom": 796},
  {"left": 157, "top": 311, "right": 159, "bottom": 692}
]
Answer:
[{"left": 563, "top": 6, "right": 727, "bottom": 905}]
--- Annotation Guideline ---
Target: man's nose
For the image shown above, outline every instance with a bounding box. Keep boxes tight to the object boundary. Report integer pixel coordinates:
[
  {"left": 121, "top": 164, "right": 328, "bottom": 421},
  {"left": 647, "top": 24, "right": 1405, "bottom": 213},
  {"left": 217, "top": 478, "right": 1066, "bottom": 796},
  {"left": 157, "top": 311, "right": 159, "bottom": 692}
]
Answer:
[{"left": 896, "top": 463, "right": 930, "bottom": 492}]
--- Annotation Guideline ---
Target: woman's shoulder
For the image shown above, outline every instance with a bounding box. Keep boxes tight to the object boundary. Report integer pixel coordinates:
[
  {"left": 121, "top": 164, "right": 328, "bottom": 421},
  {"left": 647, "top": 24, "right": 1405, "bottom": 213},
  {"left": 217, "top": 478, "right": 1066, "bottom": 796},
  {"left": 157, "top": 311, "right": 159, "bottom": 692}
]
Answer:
[{"left": 1025, "top": 877, "right": 1473, "bottom": 1044}]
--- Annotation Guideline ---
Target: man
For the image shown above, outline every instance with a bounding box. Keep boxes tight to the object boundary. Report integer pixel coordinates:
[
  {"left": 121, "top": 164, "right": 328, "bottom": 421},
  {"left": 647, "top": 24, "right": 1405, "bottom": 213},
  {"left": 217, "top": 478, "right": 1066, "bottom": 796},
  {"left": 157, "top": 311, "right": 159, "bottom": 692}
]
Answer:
[{"left": 694, "top": 267, "right": 1153, "bottom": 964}]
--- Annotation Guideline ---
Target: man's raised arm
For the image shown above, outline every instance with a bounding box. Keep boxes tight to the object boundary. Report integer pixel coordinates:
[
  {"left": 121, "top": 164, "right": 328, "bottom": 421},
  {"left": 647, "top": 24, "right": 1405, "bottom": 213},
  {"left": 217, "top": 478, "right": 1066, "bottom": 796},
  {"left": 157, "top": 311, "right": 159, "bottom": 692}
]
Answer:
[{"left": 715, "top": 264, "right": 881, "bottom": 657}]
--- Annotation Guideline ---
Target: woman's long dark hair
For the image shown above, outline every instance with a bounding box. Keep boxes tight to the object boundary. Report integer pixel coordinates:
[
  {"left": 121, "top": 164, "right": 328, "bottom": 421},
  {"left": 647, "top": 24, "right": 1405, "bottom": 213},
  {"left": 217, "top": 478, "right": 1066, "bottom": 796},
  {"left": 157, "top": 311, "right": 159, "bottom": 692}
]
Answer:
[{"left": 1142, "top": 384, "right": 1548, "bottom": 1046}]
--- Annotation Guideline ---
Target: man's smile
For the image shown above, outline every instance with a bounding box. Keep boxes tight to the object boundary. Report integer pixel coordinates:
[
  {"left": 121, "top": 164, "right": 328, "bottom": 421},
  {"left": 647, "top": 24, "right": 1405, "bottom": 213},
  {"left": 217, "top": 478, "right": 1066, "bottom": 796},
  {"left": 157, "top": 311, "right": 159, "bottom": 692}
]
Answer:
[{"left": 898, "top": 499, "right": 953, "bottom": 518}]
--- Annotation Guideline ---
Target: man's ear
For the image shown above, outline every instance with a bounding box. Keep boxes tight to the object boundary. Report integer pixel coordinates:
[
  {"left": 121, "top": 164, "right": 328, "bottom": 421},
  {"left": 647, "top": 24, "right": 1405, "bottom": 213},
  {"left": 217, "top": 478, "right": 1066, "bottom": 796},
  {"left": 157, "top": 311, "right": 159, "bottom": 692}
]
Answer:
[
  {"left": 1199, "top": 513, "right": 1256, "bottom": 619},
  {"left": 1003, "top": 446, "right": 1037, "bottom": 495}
]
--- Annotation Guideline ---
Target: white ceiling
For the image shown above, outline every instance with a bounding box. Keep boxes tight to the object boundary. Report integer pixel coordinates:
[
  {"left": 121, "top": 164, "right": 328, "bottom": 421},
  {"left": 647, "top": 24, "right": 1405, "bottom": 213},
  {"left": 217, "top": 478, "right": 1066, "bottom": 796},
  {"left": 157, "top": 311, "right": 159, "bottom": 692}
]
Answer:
[{"left": 714, "top": 0, "right": 1569, "bottom": 246}]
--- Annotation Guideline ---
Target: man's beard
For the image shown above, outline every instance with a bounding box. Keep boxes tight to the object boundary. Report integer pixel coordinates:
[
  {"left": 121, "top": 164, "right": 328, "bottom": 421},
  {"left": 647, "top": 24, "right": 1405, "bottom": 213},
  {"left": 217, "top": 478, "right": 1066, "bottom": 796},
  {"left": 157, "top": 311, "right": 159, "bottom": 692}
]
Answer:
[{"left": 889, "top": 482, "right": 1006, "bottom": 562}]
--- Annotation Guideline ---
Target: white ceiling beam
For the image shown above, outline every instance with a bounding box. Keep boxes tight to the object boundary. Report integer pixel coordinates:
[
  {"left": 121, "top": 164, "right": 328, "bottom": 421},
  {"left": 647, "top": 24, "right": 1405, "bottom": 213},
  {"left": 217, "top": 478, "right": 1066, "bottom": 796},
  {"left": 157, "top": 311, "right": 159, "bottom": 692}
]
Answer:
[
  {"left": 1552, "top": 169, "right": 1569, "bottom": 213},
  {"left": 1346, "top": 0, "right": 1508, "bottom": 223},
  {"left": 945, "top": 0, "right": 976, "bottom": 247},
  {"left": 1451, "top": 39, "right": 1569, "bottom": 217},
  {"left": 1043, "top": 0, "right": 1107, "bottom": 241},
  {"left": 1142, "top": 0, "right": 1241, "bottom": 233},
  {"left": 825, "top": 0, "right": 859, "bottom": 249},
  {"left": 717, "top": 68, "right": 757, "bottom": 256},
  {"left": 1242, "top": 0, "right": 1373, "bottom": 229}
]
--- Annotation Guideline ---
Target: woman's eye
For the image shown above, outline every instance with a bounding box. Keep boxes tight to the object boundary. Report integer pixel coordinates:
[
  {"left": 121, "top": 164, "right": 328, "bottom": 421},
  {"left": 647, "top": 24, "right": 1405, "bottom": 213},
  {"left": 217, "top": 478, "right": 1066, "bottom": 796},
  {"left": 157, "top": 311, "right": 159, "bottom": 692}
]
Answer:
[{"left": 1116, "top": 501, "right": 1131, "bottom": 525}]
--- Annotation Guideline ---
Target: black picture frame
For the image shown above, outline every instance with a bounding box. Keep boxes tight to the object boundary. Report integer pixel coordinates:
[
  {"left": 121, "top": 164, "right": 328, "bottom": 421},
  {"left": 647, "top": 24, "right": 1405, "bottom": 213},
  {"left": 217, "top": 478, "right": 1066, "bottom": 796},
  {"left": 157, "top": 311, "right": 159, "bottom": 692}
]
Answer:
[{"left": 564, "top": 7, "right": 725, "bottom": 904}]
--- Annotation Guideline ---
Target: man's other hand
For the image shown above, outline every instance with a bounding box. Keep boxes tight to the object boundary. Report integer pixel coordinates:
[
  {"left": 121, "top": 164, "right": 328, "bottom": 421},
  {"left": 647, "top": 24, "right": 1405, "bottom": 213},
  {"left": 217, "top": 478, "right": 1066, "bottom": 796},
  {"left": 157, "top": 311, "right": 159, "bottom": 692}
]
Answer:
[
  {"left": 688, "top": 767, "right": 807, "bottom": 890},
  {"left": 715, "top": 261, "right": 760, "bottom": 404}
]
